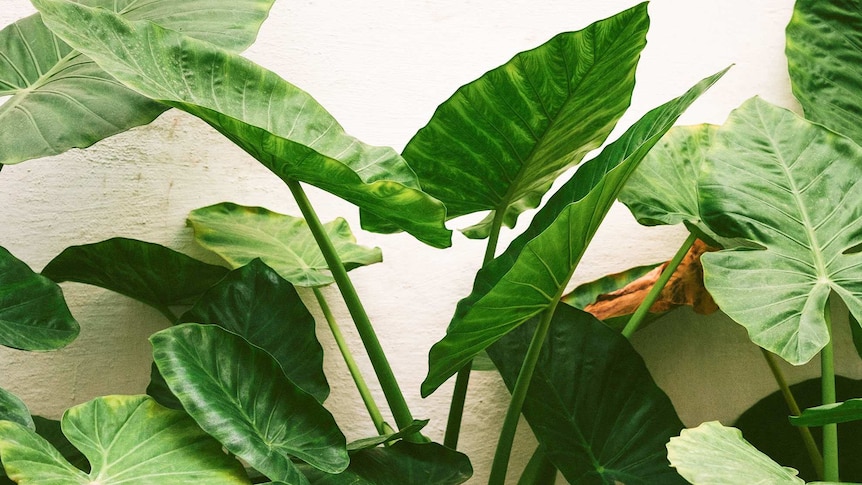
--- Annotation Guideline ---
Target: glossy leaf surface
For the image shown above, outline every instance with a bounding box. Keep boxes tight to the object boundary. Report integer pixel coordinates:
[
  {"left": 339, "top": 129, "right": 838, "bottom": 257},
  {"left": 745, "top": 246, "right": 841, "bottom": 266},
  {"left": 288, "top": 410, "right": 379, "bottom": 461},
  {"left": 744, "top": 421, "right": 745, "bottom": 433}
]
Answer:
[
  {"left": 422, "top": 69, "right": 727, "bottom": 394},
  {"left": 188, "top": 203, "right": 381, "bottom": 287},
  {"left": 42, "top": 237, "right": 228, "bottom": 320},
  {"left": 151, "top": 324, "right": 348, "bottom": 484},
  {"left": 791, "top": 398, "right": 862, "bottom": 427},
  {"left": 699, "top": 97, "right": 862, "bottom": 365},
  {"left": 33, "top": 0, "right": 451, "bottom": 248},
  {"left": 0, "top": 0, "right": 274, "bottom": 164},
  {"left": 402, "top": 3, "right": 648, "bottom": 237},
  {"left": 786, "top": 0, "right": 862, "bottom": 143},
  {"left": 301, "top": 442, "right": 472, "bottom": 485},
  {"left": 178, "top": 259, "right": 329, "bottom": 403},
  {"left": 667, "top": 421, "right": 805, "bottom": 485},
  {"left": 0, "top": 246, "right": 78, "bottom": 350},
  {"left": 488, "top": 305, "right": 686, "bottom": 484},
  {"left": 0, "top": 395, "right": 250, "bottom": 484}
]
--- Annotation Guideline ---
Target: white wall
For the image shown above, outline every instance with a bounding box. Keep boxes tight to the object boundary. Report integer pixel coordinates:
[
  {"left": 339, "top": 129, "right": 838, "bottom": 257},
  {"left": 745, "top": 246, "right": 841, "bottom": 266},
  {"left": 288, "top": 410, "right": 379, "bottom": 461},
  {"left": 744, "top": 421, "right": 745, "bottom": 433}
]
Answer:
[{"left": 3, "top": 0, "right": 860, "bottom": 483}]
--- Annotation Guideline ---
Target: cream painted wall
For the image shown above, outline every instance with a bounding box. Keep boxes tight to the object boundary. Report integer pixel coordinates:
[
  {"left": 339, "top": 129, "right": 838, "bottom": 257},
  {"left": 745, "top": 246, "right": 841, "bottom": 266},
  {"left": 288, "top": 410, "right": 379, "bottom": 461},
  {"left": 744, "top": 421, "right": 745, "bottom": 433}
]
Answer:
[{"left": 3, "top": 1, "right": 860, "bottom": 483}]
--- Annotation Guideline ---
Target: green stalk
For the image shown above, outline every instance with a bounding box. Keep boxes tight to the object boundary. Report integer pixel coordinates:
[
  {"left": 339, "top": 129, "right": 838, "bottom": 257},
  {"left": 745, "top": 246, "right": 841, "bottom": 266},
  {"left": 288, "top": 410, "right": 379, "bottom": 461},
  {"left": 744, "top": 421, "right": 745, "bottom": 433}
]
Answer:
[
  {"left": 760, "top": 347, "right": 823, "bottom": 480},
  {"left": 822, "top": 296, "right": 838, "bottom": 482},
  {"left": 444, "top": 209, "right": 507, "bottom": 449},
  {"left": 284, "top": 178, "right": 416, "bottom": 432},
  {"left": 621, "top": 232, "right": 697, "bottom": 339},
  {"left": 313, "top": 287, "right": 388, "bottom": 435},
  {"left": 488, "top": 303, "right": 557, "bottom": 485}
]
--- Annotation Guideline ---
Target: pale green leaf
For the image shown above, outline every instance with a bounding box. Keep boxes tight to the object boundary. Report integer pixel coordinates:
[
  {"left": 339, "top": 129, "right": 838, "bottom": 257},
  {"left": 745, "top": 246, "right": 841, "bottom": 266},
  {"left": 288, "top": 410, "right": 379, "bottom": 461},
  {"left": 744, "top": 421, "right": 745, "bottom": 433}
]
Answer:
[{"left": 790, "top": 398, "right": 862, "bottom": 427}]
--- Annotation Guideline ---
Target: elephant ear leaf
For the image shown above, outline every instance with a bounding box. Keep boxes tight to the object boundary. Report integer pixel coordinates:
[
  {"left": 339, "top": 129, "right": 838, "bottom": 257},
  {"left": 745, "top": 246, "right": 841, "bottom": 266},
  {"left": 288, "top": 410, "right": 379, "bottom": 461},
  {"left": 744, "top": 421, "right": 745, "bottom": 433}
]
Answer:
[
  {"left": 699, "top": 96, "right": 862, "bottom": 365},
  {"left": 0, "top": 246, "right": 78, "bottom": 350},
  {"left": 401, "top": 3, "right": 648, "bottom": 238},
  {"left": 32, "top": 0, "right": 451, "bottom": 248},
  {"left": 786, "top": 0, "right": 862, "bottom": 144},
  {"left": 0, "top": 0, "right": 276, "bottom": 165},
  {"left": 0, "top": 395, "right": 251, "bottom": 484}
]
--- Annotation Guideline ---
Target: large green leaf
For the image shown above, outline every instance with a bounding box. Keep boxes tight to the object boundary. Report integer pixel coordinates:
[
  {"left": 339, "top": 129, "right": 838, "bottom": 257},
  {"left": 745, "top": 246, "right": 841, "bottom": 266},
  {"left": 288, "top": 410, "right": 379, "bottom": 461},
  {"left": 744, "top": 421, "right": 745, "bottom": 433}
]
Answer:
[
  {"left": 188, "top": 202, "right": 381, "bottom": 287},
  {"left": 0, "top": 0, "right": 275, "bottom": 165},
  {"left": 300, "top": 442, "right": 472, "bottom": 485},
  {"left": 42, "top": 237, "right": 229, "bottom": 321},
  {"left": 667, "top": 421, "right": 805, "bottom": 485},
  {"left": 33, "top": 0, "right": 451, "bottom": 249},
  {"left": 151, "top": 324, "right": 348, "bottom": 484},
  {"left": 0, "top": 387, "right": 33, "bottom": 430},
  {"left": 488, "top": 305, "right": 686, "bottom": 484},
  {"left": 786, "top": 0, "right": 862, "bottom": 143},
  {"left": 422, "top": 69, "right": 727, "bottom": 395},
  {"left": 698, "top": 97, "right": 862, "bottom": 365},
  {"left": 0, "top": 245, "right": 78, "bottom": 350},
  {"left": 0, "top": 395, "right": 250, "bottom": 484},
  {"left": 401, "top": 3, "right": 648, "bottom": 237},
  {"left": 177, "top": 259, "right": 329, "bottom": 403}
]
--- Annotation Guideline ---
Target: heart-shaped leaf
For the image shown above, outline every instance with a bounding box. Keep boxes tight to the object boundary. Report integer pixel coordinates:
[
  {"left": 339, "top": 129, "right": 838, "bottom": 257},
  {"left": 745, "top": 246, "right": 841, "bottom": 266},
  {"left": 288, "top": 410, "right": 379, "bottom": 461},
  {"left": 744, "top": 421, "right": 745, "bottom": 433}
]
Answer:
[
  {"left": 177, "top": 259, "right": 329, "bottom": 403},
  {"left": 667, "top": 421, "right": 805, "bottom": 485},
  {"left": 33, "top": 0, "right": 451, "bottom": 248},
  {"left": 188, "top": 203, "right": 382, "bottom": 287},
  {"left": 401, "top": 3, "right": 649, "bottom": 237},
  {"left": 42, "top": 238, "right": 229, "bottom": 321},
  {"left": 0, "top": 245, "right": 78, "bottom": 350},
  {"left": 488, "top": 305, "right": 687, "bottom": 484},
  {"left": 0, "top": 395, "right": 251, "bottom": 484},
  {"left": 300, "top": 441, "right": 472, "bottom": 485},
  {"left": 786, "top": 0, "right": 862, "bottom": 144},
  {"left": 698, "top": 97, "right": 862, "bottom": 365},
  {"left": 422, "top": 69, "right": 727, "bottom": 395},
  {"left": 0, "top": 0, "right": 275, "bottom": 165},
  {"left": 151, "top": 324, "right": 348, "bottom": 484}
]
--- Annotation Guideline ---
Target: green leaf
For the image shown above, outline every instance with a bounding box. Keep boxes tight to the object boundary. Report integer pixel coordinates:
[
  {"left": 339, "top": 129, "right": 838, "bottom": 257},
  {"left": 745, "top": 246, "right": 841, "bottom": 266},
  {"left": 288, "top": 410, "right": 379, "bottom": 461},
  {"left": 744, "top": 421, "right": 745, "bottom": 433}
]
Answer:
[
  {"left": 188, "top": 202, "right": 381, "bottom": 288},
  {"left": 151, "top": 323, "right": 348, "bottom": 483},
  {"left": 786, "top": 0, "right": 862, "bottom": 143},
  {"left": 791, "top": 399, "right": 862, "bottom": 427},
  {"left": 0, "top": 395, "right": 251, "bottom": 484},
  {"left": 0, "top": 0, "right": 275, "bottom": 165},
  {"left": 33, "top": 0, "right": 451, "bottom": 249},
  {"left": 402, "top": 3, "right": 648, "bottom": 235},
  {"left": 178, "top": 259, "right": 329, "bottom": 403},
  {"left": 667, "top": 421, "right": 805, "bottom": 485},
  {"left": 346, "top": 419, "right": 429, "bottom": 452},
  {"left": 422, "top": 69, "right": 727, "bottom": 395},
  {"left": 42, "top": 237, "right": 229, "bottom": 321},
  {"left": 488, "top": 305, "right": 686, "bottom": 484},
  {"left": 0, "top": 245, "right": 78, "bottom": 350},
  {"left": 698, "top": 97, "right": 862, "bottom": 365},
  {"left": 0, "top": 387, "right": 33, "bottom": 430},
  {"left": 31, "top": 416, "right": 87, "bottom": 473},
  {"left": 300, "top": 441, "right": 472, "bottom": 485},
  {"left": 516, "top": 448, "right": 557, "bottom": 485}
]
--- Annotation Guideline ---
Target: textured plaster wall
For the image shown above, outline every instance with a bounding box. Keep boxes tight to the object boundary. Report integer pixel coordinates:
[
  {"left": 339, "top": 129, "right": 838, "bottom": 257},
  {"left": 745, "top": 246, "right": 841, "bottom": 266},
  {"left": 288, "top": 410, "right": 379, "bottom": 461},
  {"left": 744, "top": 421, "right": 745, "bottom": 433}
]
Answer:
[{"left": 3, "top": 0, "right": 861, "bottom": 483}]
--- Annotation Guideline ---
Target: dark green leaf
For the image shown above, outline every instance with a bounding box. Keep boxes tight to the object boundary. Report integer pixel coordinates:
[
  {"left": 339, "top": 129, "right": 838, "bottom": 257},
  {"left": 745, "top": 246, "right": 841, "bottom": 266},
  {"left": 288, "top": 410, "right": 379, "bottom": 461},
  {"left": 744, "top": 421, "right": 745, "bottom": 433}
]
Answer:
[
  {"left": 0, "top": 387, "right": 32, "bottom": 430},
  {"left": 422, "top": 69, "right": 728, "bottom": 395},
  {"left": 0, "top": 0, "right": 275, "bottom": 164},
  {"left": 402, "top": 3, "right": 648, "bottom": 236},
  {"left": 0, "top": 395, "right": 250, "bottom": 484},
  {"left": 301, "top": 441, "right": 472, "bottom": 485},
  {"left": 791, "top": 399, "right": 862, "bottom": 427},
  {"left": 517, "top": 447, "right": 557, "bottom": 485},
  {"left": 488, "top": 305, "right": 686, "bottom": 484},
  {"left": 33, "top": 0, "right": 451, "bottom": 248},
  {"left": 786, "top": 0, "right": 862, "bottom": 143},
  {"left": 42, "top": 238, "right": 228, "bottom": 320},
  {"left": 0, "top": 245, "right": 78, "bottom": 350},
  {"left": 31, "top": 416, "right": 88, "bottom": 473},
  {"left": 188, "top": 202, "right": 382, "bottom": 287},
  {"left": 178, "top": 259, "right": 329, "bottom": 403},
  {"left": 151, "top": 324, "right": 348, "bottom": 483},
  {"left": 698, "top": 97, "right": 862, "bottom": 365}
]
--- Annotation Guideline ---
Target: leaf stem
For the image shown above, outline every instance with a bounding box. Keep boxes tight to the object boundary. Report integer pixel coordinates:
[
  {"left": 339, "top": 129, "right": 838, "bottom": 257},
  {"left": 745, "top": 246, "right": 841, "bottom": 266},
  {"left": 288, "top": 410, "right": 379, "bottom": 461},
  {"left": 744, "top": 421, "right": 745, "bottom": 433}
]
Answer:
[
  {"left": 284, "top": 178, "right": 416, "bottom": 432},
  {"left": 488, "top": 303, "right": 557, "bottom": 485},
  {"left": 822, "top": 294, "right": 838, "bottom": 482},
  {"left": 444, "top": 208, "right": 507, "bottom": 449},
  {"left": 760, "top": 347, "right": 823, "bottom": 480},
  {"left": 312, "top": 287, "right": 388, "bottom": 435},
  {"left": 621, "top": 232, "right": 697, "bottom": 339}
]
